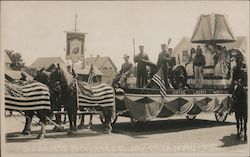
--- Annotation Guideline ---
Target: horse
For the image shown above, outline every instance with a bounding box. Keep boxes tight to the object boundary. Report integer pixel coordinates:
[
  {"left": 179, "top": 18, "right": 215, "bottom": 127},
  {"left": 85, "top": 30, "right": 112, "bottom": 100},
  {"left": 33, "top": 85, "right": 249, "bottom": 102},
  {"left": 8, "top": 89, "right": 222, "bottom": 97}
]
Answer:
[
  {"left": 49, "top": 64, "right": 113, "bottom": 134},
  {"left": 20, "top": 67, "right": 50, "bottom": 136},
  {"left": 21, "top": 66, "right": 63, "bottom": 136},
  {"left": 229, "top": 79, "right": 248, "bottom": 142},
  {"left": 5, "top": 79, "right": 50, "bottom": 139}
]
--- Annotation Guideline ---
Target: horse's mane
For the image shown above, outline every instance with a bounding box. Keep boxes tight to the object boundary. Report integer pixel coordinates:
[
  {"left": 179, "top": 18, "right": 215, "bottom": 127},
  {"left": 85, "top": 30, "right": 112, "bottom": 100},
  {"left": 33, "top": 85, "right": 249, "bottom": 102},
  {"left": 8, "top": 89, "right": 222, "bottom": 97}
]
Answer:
[
  {"left": 34, "top": 69, "right": 51, "bottom": 85},
  {"left": 59, "top": 65, "right": 74, "bottom": 86}
]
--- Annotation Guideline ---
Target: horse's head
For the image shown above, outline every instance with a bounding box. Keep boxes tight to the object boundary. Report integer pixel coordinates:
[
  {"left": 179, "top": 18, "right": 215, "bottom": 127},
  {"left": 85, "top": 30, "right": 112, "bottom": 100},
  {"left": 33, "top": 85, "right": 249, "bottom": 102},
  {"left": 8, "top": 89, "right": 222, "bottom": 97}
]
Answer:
[
  {"left": 49, "top": 63, "right": 74, "bottom": 87},
  {"left": 228, "top": 49, "right": 244, "bottom": 68},
  {"left": 34, "top": 67, "right": 50, "bottom": 85},
  {"left": 48, "top": 64, "right": 63, "bottom": 85}
]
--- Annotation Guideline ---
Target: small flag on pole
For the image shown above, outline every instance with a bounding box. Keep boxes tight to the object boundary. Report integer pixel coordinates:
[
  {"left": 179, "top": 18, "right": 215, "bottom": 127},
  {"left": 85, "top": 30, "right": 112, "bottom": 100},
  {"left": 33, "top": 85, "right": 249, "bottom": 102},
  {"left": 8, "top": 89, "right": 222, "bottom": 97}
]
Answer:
[
  {"left": 152, "top": 66, "right": 167, "bottom": 99},
  {"left": 87, "top": 64, "right": 96, "bottom": 84}
]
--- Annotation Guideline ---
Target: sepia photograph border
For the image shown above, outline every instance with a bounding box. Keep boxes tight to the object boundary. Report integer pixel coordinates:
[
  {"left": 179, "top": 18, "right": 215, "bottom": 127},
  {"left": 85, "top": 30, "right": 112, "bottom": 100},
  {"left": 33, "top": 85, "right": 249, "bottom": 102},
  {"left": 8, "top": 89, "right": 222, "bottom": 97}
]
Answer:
[{"left": 1, "top": 0, "right": 250, "bottom": 157}]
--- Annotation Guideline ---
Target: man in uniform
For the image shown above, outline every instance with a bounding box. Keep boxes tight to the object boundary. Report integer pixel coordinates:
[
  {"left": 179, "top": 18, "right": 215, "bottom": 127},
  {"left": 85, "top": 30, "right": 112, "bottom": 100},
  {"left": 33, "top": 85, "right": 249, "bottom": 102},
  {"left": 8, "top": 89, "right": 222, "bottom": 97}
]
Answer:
[
  {"left": 157, "top": 44, "right": 171, "bottom": 88},
  {"left": 134, "top": 45, "right": 149, "bottom": 88},
  {"left": 117, "top": 54, "right": 133, "bottom": 87}
]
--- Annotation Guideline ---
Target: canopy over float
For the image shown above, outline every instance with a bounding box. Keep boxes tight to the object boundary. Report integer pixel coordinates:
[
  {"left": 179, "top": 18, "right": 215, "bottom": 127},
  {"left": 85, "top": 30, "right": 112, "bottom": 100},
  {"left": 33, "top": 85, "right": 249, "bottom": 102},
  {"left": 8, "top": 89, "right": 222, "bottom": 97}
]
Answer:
[{"left": 191, "top": 13, "right": 235, "bottom": 44}]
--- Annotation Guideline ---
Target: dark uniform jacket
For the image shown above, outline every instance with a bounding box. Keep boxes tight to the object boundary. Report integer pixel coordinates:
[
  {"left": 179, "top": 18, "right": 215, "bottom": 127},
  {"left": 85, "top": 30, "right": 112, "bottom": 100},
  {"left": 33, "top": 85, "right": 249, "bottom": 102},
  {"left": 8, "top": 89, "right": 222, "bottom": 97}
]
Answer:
[
  {"left": 193, "top": 50, "right": 206, "bottom": 68},
  {"left": 157, "top": 51, "right": 171, "bottom": 69},
  {"left": 119, "top": 62, "right": 133, "bottom": 75},
  {"left": 134, "top": 52, "right": 149, "bottom": 72}
]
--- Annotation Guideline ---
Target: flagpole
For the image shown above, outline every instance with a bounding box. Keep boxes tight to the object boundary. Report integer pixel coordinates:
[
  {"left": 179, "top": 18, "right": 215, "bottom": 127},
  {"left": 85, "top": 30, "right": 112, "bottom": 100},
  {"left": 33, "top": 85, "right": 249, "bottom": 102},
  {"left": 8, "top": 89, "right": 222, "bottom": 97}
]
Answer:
[
  {"left": 140, "top": 80, "right": 152, "bottom": 94},
  {"left": 133, "top": 38, "right": 137, "bottom": 79},
  {"left": 72, "top": 13, "right": 78, "bottom": 70}
]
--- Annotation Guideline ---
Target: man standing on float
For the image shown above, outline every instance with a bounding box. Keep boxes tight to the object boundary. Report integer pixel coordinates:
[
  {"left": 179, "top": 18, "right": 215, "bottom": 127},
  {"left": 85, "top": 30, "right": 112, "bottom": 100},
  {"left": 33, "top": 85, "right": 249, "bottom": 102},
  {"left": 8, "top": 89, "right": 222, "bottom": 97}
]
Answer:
[
  {"left": 134, "top": 45, "right": 149, "bottom": 88},
  {"left": 157, "top": 44, "right": 171, "bottom": 88}
]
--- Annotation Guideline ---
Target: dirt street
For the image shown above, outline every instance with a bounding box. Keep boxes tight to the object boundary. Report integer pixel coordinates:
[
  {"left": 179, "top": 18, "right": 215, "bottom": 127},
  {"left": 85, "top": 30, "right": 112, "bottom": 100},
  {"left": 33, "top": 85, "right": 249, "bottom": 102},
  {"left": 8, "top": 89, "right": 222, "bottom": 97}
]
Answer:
[{"left": 4, "top": 112, "right": 249, "bottom": 156}]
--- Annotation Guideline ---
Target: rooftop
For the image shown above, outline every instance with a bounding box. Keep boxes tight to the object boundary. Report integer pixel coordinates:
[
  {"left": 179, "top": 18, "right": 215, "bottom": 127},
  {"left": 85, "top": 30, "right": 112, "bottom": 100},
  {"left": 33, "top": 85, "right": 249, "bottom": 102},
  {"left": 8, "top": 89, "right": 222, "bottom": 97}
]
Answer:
[{"left": 29, "top": 57, "right": 66, "bottom": 69}]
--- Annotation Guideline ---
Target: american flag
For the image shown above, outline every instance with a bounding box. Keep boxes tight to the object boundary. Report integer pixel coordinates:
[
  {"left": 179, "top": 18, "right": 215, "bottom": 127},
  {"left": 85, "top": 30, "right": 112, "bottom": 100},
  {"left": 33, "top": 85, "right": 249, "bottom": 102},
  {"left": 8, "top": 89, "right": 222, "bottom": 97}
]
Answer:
[
  {"left": 5, "top": 81, "right": 51, "bottom": 111},
  {"left": 87, "top": 64, "right": 96, "bottom": 84},
  {"left": 152, "top": 66, "right": 167, "bottom": 99},
  {"left": 76, "top": 64, "right": 115, "bottom": 108},
  {"left": 77, "top": 81, "right": 115, "bottom": 107}
]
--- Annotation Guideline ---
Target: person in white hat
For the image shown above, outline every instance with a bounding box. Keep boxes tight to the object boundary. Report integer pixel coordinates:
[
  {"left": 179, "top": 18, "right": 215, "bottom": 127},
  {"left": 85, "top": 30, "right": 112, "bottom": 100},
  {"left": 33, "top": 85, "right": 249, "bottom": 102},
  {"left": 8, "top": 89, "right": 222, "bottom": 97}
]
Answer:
[{"left": 116, "top": 54, "right": 133, "bottom": 87}]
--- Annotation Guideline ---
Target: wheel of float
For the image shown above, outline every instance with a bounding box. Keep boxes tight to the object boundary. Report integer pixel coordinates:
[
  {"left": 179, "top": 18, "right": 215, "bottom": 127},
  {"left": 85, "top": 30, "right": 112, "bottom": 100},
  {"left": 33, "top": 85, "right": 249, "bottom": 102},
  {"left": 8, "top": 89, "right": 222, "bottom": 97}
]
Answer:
[
  {"left": 170, "top": 65, "right": 188, "bottom": 89},
  {"left": 215, "top": 113, "right": 228, "bottom": 122},
  {"left": 100, "top": 114, "right": 118, "bottom": 126},
  {"left": 186, "top": 115, "right": 196, "bottom": 120}
]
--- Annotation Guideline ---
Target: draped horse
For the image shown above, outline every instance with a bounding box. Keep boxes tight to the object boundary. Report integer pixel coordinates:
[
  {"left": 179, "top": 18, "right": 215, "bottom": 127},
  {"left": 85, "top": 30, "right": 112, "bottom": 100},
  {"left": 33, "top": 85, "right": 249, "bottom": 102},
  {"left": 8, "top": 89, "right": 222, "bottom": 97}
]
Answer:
[
  {"left": 19, "top": 64, "right": 63, "bottom": 137},
  {"left": 49, "top": 64, "right": 114, "bottom": 134}
]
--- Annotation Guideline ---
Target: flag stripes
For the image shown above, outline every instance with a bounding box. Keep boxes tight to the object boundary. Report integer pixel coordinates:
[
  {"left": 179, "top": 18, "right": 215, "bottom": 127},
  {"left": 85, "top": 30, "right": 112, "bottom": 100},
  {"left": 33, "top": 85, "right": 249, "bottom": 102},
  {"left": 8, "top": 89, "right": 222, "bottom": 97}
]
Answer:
[
  {"left": 77, "top": 81, "right": 115, "bottom": 107},
  {"left": 152, "top": 67, "right": 168, "bottom": 99},
  {"left": 5, "top": 81, "right": 51, "bottom": 111},
  {"left": 87, "top": 64, "right": 96, "bottom": 84}
]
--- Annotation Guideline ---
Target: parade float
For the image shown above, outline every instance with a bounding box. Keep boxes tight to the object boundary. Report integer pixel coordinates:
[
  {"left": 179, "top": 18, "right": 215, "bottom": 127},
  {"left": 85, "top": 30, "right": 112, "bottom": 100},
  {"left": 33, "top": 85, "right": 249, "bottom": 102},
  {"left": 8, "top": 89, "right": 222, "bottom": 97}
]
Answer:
[{"left": 109, "top": 13, "right": 247, "bottom": 126}]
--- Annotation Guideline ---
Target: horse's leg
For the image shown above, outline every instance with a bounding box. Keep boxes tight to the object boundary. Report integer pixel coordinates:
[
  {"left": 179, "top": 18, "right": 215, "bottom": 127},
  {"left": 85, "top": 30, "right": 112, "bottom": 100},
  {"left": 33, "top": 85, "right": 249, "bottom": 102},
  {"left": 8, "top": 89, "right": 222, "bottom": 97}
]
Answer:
[
  {"left": 78, "top": 107, "right": 84, "bottom": 130},
  {"left": 72, "top": 108, "right": 77, "bottom": 132},
  {"left": 53, "top": 98, "right": 64, "bottom": 132},
  {"left": 63, "top": 107, "right": 67, "bottom": 124},
  {"left": 103, "top": 108, "right": 112, "bottom": 134},
  {"left": 22, "top": 111, "right": 34, "bottom": 135},
  {"left": 235, "top": 114, "right": 240, "bottom": 139},
  {"left": 244, "top": 116, "right": 248, "bottom": 142},
  {"left": 35, "top": 110, "right": 46, "bottom": 139},
  {"left": 67, "top": 110, "right": 73, "bottom": 134},
  {"left": 78, "top": 114, "right": 85, "bottom": 130},
  {"left": 88, "top": 114, "right": 93, "bottom": 129},
  {"left": 240, "top": 117, "right": 243, "bottom": 135}
]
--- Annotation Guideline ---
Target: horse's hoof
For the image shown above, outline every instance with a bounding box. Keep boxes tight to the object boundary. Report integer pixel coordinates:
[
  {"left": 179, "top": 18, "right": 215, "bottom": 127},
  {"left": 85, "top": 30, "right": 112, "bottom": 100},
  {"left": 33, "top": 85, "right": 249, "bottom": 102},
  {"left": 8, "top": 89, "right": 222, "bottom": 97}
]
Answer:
[
  {"left": 104, "top": 124, "right": 112, "bottom": 134},
  {"left": 22, "top": 131, "right": 31, "bottom": 136},
  {"left": 87, "top": 125, "right": 93, "bottom": 130},
  {"left": 78, "top": 125, "right": 84, "bottom": 130},
  {"left": 67, "top": 130, "right": 73, "bottom": 135},
  {"left": 244, "top": 136, "right": 247, "bottom": 142},
  {"left": 53, "top": 126, "right": 64, "bottom": 132},
  {"left": 88, "top": 125, "right": 94, "bottom": 130},
  {"left": 37, "top": 133, "right": 45, "bottom": 139},
  {"left": 68, "top": 129, "right": 77, "bottom": 135},
  {"left": 237, "top": 134, "right": 241, "bottom": 139},
  {"left": 104, "top": 129, "right": 112, "bottom": 134},
  {"left": 73, "top": 127, "right": 77, "bottom": 132}
]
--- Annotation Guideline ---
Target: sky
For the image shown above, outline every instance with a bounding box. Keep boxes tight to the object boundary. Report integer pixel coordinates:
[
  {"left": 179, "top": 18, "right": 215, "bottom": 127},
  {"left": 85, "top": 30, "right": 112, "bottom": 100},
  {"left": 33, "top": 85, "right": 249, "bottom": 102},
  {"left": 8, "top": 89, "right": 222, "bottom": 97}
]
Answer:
[{"left": 1, "top": 1, "right": 249, "bottom": 70}]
